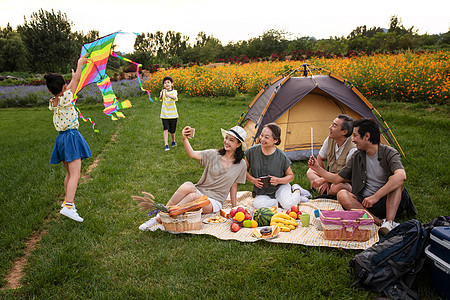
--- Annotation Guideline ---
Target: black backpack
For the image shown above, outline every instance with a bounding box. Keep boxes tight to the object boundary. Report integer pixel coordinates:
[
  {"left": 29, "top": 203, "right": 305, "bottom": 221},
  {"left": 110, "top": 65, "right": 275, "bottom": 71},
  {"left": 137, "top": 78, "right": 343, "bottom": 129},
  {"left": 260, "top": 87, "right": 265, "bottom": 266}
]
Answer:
[{"left": 349, "top": 219, "right": 428, "bottom": 300}]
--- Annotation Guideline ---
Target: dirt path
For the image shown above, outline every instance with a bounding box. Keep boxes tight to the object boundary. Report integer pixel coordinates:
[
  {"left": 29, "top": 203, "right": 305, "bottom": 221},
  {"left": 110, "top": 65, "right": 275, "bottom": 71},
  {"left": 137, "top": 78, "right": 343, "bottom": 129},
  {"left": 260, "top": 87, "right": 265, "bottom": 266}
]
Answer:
[{"left": 1, "top": 130, "right": 118, "bottom": 290}]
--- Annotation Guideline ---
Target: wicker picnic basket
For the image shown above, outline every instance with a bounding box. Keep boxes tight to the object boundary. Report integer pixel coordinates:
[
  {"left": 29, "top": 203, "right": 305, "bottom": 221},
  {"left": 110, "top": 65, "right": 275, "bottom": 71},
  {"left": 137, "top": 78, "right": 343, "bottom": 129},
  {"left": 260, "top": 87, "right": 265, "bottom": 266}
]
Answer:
[
  {"left": 159, "top": 209, "right": 203, "bottom": 232},
  {"left": 320, "top": 210, "right": 374, "bottom": 242}
]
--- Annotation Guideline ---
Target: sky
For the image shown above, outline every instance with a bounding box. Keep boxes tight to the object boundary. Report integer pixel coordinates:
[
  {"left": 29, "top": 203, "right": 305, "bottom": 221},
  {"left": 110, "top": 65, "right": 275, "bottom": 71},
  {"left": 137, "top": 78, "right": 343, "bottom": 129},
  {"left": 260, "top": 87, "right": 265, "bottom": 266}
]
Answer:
[{"left": 1, "top": 0, "right": 449, "bottom": 53}]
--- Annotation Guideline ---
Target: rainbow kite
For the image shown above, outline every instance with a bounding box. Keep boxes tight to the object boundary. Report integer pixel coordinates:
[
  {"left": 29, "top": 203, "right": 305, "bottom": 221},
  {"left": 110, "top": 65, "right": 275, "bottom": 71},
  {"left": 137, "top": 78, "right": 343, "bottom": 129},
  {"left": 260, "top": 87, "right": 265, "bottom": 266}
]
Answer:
[{"left": 73, "top": 31, "right": 153, "bottom": 130}]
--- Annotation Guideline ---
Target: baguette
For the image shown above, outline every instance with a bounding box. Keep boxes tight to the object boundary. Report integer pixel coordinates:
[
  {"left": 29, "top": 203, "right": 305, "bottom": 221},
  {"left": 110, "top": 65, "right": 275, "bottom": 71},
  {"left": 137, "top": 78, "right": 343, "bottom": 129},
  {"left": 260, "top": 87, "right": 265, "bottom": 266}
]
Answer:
[{"left": 167, "top": 195, "right": 210, "bottom": 217}]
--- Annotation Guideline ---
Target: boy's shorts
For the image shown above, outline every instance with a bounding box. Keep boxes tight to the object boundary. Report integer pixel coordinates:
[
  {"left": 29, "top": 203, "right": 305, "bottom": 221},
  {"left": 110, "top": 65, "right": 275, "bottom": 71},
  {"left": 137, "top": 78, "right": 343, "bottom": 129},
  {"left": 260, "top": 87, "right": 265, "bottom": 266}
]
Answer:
[
  {"left": 356, "top": 188, "right": 410, "bottom": 219},
  {"left": 162, "top": 118, "right": 177, "bottom": 134}
]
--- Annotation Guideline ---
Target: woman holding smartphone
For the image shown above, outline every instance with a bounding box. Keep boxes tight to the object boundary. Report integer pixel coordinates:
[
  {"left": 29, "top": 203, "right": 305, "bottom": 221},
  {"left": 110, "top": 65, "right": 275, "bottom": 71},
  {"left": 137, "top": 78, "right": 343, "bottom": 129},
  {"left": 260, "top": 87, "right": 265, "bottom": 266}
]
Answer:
[{"left": 139, "top": 125, "right": 247, "bottom": 231}]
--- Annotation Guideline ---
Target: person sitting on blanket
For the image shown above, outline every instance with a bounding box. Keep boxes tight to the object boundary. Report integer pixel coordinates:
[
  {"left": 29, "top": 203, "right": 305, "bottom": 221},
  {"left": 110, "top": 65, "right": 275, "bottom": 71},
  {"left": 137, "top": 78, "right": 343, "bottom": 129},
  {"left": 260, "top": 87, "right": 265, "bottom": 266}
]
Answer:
[
  {"left": 245, "top": 123, "right": 309, "bottom": 210},
  {"left": 306, "top": 114, "right": 356, "bottom": 197},
  {"left": 308, "top": 118, "right": 416, "bottom": 235},
  {"left": 139, "top": 125, "right": 247, "bottom": 231}
]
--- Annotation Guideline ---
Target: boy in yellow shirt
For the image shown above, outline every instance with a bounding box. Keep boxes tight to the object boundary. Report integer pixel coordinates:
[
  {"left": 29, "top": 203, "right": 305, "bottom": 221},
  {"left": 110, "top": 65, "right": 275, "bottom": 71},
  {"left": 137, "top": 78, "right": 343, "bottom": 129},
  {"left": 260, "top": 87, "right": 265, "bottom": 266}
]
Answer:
[{"left": 159, "top": 76, "right": 178, "bottom": 151}]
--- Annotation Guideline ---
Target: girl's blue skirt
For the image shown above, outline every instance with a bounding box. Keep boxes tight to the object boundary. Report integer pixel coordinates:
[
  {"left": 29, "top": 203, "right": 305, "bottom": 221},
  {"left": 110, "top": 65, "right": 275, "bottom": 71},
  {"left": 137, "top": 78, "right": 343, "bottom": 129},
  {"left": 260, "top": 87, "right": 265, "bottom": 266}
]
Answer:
[{"left": 50, "top": 129, "right": 92, "bottom": 164}]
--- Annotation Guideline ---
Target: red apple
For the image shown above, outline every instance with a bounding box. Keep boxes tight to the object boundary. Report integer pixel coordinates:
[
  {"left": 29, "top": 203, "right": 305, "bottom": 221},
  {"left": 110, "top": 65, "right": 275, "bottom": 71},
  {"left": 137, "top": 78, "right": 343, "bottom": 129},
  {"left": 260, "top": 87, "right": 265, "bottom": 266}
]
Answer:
[
  {"left": 230, "top": 222, "right": 240, "bottom": 232},
  {"left": 237, "top": 207, "right": 246, "bottom": 213},
  {"left": 291, "top": 205, "right": 299, "bottom": 213},
  {"left": 286, "top": 209, "right": 291, "bottom": 215},
  {"left": 244, "top": 212, "right": 251, "bottom": 220},
  {"left": 230, "top": 208, "right": 237, "bottom": 218},
  {"left": 298, "top": 211, "right": 302, "bottom": 215}
]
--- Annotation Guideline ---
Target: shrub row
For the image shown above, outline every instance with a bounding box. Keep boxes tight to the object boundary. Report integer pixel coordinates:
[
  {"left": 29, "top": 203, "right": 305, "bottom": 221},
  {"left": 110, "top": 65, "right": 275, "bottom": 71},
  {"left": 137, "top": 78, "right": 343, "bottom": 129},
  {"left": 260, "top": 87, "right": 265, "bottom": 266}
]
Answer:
[
  {"left": 143, "top": 51, "right": 449, "bottom": 104},
  {"left": 0, "top": 80, "right": 144, "bottom": 108}
]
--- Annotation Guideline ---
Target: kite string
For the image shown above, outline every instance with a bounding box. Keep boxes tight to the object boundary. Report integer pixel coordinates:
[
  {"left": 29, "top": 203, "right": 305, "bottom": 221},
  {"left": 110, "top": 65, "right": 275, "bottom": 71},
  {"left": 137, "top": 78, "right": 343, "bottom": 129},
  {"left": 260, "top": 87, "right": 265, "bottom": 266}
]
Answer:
[
  {"left": 72, "top": 101, "right": 99, "bottom": 132},
  {"left": 111, "top": 51, "right": 153, "bottom": 102}
]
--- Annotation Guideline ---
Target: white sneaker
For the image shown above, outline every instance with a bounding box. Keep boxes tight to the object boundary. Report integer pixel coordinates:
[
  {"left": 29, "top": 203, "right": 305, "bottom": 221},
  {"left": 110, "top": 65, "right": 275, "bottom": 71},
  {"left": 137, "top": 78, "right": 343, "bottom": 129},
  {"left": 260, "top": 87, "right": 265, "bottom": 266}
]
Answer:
[
  {"left": 379, "top": 219, "right": 399, "bottom": 235},
  {"left": 139, "top": 216, "right": 164, "bottom": 231},
  {"left": 299, "top": 196, "right": 309, "bottom": 203},
  {"left": 60, "top": 205, "right": 83, "bottom": 222},
  {"left": 292, "top": 184, "right": 301, "bottom": 192},
  {"left": 61, "top": 199, "right": 76, "bottom": 210},
  {"left": 292, "top": 184, "right": 311, "bottom": 198}
]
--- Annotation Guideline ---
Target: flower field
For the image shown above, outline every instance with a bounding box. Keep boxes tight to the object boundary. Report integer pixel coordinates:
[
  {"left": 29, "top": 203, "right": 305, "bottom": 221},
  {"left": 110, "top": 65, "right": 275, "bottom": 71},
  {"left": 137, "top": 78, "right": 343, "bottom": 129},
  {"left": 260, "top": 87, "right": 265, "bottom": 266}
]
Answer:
[
  {"left": 143, "top": 51, "right": 449, "bottom": 104},
  {"left": 1, "top": 51, "right": 448, "bottom": 107}
]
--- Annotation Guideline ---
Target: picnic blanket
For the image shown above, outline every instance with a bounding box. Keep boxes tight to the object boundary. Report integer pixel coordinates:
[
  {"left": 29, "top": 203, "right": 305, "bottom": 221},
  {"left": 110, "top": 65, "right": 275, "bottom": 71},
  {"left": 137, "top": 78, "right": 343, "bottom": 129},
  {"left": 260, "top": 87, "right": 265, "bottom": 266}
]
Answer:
[{"left": 158, "top": 191, "right": 380, "bottom": 250}]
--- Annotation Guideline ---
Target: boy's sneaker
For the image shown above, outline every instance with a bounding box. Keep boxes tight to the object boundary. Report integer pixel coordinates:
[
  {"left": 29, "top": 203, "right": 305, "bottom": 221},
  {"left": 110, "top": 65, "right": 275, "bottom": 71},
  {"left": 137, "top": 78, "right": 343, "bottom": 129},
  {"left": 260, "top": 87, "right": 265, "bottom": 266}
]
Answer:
[
  {"left": 171, "top": 141, "right": 177, "bottom": 147},
  {"left": 60, "top": 205, "right": 83, "bottom": 222},
  {"left": 379, "top": 219, "right": 399, "bottom": 236},
  {"left": 164, "top": 145, "right": 170, "bottom": 151}
]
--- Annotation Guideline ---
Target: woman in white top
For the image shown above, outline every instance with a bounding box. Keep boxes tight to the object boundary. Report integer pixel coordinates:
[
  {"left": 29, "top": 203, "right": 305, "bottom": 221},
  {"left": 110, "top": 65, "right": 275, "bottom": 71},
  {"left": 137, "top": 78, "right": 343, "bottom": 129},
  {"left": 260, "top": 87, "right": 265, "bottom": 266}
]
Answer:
[{"left": 139, "top": 125, "right": 247, "bottom": 231}]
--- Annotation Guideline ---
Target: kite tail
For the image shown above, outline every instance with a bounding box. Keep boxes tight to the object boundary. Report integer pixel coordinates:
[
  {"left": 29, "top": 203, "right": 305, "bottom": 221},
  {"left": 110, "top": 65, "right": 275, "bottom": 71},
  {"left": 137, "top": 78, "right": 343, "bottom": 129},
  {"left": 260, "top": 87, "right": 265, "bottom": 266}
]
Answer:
[
  {"left": 111, "top": 51, "right": 153, "bottom": 102},
  {"left": 72, "top": 97, "right": 99, "bottom": 132}
]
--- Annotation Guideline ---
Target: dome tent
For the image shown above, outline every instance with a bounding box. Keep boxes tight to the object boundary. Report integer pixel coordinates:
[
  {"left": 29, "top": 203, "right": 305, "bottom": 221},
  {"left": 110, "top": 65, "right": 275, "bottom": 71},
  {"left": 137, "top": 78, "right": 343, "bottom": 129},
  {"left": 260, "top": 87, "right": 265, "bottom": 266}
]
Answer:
[{"left": 238, "top": 64, "right": 404, "bottom": 161}]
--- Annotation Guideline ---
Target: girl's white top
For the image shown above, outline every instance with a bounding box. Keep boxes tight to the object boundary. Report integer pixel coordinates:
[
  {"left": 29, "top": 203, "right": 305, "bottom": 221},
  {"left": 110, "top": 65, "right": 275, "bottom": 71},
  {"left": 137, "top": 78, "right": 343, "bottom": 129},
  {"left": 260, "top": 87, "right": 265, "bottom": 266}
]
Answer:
[{"left": 49, "top": 90, "right": 79, "bottom": 131}]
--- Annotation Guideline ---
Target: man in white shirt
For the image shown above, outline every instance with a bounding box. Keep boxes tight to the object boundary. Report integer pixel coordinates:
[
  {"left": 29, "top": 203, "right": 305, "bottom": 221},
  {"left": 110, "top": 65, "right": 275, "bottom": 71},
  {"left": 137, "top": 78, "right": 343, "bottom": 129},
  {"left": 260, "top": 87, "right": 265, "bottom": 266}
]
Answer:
[{"left": 307, "top": 114, "right": 356, "bottom": 196}]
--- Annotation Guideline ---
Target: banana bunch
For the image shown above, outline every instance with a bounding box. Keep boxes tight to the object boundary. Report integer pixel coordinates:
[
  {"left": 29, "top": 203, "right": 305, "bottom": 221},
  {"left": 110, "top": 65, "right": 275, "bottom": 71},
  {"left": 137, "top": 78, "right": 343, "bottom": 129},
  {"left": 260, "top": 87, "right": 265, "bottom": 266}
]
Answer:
[{"left": 270, "top": 212, "right": 298, "bottom": 232}]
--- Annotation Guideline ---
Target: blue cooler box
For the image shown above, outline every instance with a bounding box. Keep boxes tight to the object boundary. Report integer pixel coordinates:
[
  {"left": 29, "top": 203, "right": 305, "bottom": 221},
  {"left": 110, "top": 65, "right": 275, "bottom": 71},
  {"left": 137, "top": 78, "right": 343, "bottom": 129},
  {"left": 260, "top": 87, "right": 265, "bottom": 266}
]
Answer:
[{"left": 425, "top": 226, "right": 450, "bottom": 300}]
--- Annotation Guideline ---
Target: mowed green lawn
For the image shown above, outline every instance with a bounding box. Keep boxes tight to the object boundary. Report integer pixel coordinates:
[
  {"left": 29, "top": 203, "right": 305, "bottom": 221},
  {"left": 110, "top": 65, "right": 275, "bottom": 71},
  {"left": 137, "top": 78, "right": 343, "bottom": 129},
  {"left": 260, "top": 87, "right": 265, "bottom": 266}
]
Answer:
[{"left": 0, "top": 95, "right": 448, "bottom": 299}]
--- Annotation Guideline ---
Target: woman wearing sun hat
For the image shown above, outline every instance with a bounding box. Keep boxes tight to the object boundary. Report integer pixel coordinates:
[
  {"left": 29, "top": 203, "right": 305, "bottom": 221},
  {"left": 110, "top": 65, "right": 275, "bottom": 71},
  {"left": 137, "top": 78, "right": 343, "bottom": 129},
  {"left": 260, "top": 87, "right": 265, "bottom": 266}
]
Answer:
[
  {"left": 245, "top": 123, "right": 306, "bottom": 210},
  {"left": 139, "top": 125, "right": 247, "bottom": 231}
]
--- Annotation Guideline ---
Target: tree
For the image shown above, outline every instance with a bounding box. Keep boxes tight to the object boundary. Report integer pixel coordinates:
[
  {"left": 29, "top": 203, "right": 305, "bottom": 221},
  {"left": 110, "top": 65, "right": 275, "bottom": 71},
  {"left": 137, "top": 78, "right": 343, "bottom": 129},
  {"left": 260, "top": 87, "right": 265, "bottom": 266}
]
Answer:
[
  {"left": 135, "top": 30, "right": 189, "bottom": 60},
  {"left": 388, "top": 15, "right": 416, "bottom": 35},
  {"left": 438, "top": 30, "right": 450, "bottom": 47},
  {"left": 181, "top": 32, "right": 223, "bottom": 63},
  {"left": 17, "top": 9, "right": 78, "bottom": 73},
  {"left": 0, "top": 23, "right": 14, "bottom": 38},
  {"left": 0, "top": 32, "right": 28, "bottom": 72},
  {"left": 287, "top": 36, "right": 315, "bottom": 53},
  {"left": 245, "top": 29, "right": 290, "bottom": 58},
  {"left": 348, "top": 25, "right": 384, "bottom": 40},
  {"left": 315, "top": 36, "right": 347, "bottom": 54}
]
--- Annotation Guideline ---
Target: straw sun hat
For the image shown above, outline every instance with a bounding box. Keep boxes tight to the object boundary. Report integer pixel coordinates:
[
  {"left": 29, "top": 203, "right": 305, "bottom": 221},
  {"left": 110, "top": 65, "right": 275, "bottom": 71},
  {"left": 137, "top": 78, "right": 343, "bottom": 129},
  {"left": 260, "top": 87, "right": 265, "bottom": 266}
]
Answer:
[{"left": 221, "top": 126, "right": 247, "bottom": 150}]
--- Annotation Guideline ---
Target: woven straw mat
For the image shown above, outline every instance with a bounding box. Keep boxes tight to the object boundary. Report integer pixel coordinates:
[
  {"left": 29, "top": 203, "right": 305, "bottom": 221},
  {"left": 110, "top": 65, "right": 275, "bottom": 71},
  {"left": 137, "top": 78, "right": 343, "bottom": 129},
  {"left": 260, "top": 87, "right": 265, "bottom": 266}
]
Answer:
[{"left": 149, "top": 191, "right": 379, "bottom": 250}]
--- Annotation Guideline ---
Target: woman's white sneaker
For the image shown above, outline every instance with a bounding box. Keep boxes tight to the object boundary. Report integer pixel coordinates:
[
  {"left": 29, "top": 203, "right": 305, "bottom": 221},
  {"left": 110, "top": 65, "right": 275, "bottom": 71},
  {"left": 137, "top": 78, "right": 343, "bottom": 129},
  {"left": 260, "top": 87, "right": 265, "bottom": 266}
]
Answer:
[{"left": 139, "top": 216, "right": 165, "bottom": 231}]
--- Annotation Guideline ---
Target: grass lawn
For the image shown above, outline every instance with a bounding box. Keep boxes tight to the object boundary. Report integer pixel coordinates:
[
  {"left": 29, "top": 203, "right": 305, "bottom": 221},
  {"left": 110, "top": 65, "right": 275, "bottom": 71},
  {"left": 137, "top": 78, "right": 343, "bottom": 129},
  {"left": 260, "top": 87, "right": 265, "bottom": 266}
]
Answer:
[{"left": 0, "top": 94, "right": 448, "bottom": 299}]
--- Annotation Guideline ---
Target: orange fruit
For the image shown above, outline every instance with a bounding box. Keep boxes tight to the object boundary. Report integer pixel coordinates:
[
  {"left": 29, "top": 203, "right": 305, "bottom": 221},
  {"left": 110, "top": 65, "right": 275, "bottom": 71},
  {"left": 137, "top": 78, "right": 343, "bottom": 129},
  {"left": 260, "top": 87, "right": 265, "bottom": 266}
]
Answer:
[
  {"left": 235, "top": 211, "right": 245, "bottom": 222},
  {"left": 250, "top": 220, "right": 258, "bottom": 228},
  {"left": 289, "top": 211, "right": 298, "bottom": 219}
]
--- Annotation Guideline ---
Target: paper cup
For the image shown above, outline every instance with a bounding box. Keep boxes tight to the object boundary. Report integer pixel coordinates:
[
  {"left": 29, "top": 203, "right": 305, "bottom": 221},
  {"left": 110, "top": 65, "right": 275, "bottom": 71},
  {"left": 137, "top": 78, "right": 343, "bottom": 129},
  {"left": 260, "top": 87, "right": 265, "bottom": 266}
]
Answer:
[
  {"left": 315, "top": 217, "right": 323, "bottom": 231},
  {"left": 300, "top": 214, "right": 310, "bottom": 227},
  {"left": 260, "top": 176, "right": 270, "bottom": 188}
]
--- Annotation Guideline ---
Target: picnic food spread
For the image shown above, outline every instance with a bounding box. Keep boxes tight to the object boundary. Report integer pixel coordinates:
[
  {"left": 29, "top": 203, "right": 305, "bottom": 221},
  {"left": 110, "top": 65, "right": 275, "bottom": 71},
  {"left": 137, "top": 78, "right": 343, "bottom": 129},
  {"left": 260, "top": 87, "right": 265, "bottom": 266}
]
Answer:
[
  {"left": 167, "top": 195, "right": 210, "bottom": 217},
  {"left": 253, "top": 207, "right": 275, "bottom": 226},
  {"left": 205, "top": 216, "right": 226, "bottom": 223},
  {"left": 270, "top": 212, "right": 299, "bottom": 232},
  {"left": 252, "top": 225, "right": 281, "bottom": 239},
  {"left": 134, "top": 190, "right": 377, "bottom": 245}
]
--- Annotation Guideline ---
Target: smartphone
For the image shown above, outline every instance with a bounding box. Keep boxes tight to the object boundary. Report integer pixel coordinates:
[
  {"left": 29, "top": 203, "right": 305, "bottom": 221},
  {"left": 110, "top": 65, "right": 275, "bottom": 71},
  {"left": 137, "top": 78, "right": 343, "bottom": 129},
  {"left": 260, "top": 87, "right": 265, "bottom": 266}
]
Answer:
[{"left": 189, "top": 128, "right": 195, "bottom": 138}]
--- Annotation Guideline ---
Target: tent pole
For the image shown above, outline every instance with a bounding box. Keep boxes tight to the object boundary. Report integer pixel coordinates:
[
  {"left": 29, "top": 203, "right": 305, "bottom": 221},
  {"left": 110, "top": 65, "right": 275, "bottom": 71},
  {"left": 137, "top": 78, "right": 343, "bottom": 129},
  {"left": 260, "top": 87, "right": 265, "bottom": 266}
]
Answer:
[{"left": 372, "top": 107, "right": 406, "bottom": 157}]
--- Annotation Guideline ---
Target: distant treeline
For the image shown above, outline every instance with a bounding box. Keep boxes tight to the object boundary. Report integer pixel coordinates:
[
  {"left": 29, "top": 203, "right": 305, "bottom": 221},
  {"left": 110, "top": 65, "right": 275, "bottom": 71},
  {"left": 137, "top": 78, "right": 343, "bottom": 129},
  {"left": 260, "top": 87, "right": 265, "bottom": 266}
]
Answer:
[{"left": 1, "top": 9, "right": 449, "bottom": 74}]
